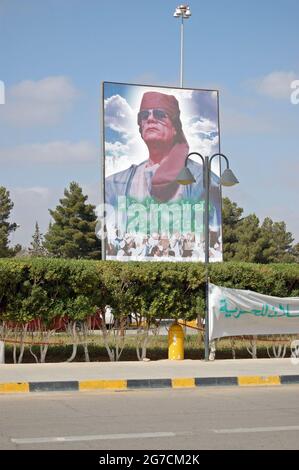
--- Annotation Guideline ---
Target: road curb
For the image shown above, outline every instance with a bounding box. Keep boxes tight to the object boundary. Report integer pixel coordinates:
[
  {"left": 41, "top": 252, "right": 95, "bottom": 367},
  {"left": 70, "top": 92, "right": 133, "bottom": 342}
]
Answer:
[{"left": 1, "top": 374, "right": 299, "bottom": 394}]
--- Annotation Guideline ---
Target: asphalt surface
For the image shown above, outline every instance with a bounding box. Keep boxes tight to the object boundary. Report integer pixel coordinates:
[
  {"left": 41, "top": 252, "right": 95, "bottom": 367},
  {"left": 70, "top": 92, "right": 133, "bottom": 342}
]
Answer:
[{"left": 1, "top": 386, "right": 299, "bottom": 450}]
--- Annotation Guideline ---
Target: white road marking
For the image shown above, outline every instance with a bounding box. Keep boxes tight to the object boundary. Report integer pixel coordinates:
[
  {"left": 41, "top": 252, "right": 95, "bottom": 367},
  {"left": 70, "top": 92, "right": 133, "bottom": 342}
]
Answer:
[
  {"left": 214, "top": 425, "right": 299, "bottom": 434},
  {"left": 11, "top": 431, "right": 187, "bottom": 444}
]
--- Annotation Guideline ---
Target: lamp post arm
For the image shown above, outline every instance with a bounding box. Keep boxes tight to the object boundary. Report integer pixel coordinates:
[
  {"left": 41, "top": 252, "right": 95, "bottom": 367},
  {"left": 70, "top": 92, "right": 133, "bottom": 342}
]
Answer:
[
  {"left": 208, "top": 152, "right": 229, "bottom": 170},
  {"left": 186, "top": 152, "right": 205, "bottom": 166}
]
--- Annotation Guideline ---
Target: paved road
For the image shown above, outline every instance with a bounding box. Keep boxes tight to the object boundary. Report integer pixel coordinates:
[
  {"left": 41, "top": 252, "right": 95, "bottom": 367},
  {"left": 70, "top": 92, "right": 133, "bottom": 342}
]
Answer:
[{"left": 1, "top": 386, "right": 299, "bottom": 450}]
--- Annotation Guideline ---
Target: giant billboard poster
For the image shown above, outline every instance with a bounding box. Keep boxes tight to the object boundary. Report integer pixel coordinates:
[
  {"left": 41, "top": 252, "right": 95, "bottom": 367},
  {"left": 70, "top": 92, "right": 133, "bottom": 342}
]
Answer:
[{"left": 102, "top": 82, "right": 222, "bottom": 262}]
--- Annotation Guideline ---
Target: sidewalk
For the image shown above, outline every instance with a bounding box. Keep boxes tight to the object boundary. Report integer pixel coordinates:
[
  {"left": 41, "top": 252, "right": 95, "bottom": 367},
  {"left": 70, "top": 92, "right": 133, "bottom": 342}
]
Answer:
[{"left": 1, "top": 358, "right": 299, "bottom": 393}]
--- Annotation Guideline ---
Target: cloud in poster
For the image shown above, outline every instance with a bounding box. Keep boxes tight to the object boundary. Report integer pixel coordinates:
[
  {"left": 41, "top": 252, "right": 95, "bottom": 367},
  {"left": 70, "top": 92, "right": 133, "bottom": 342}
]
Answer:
[
  {"left": 189, "top": 117, "right": 217, "bottom": 134},
  {"left": 104, "top": 94, "right": 145, "bottom": 174},
  {"left": 104, "top": 94, "right": 135, "bottom": 134},
  {"left": 104, "top": 140, "right": 133, "bottom": 175},
  {"left": 104, "top": 87, "right": 219, "bottom": 174}
]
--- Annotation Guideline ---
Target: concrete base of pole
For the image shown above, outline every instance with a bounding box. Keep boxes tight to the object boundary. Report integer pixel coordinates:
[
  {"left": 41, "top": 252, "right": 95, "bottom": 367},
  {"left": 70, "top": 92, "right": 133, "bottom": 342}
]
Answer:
[{"left": 0, "top": 341, "right": 5, "bottom": 364}]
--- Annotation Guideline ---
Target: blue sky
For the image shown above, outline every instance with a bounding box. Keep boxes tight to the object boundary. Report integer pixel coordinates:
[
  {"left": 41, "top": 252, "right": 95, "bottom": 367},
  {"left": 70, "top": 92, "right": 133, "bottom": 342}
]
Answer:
[{"left": 0, "top": 0, "right": 298, "bottom": 246}]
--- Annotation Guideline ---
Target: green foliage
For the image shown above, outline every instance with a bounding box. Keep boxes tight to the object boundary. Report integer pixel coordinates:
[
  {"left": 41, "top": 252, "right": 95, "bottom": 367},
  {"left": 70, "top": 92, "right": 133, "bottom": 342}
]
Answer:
[
  {"left": 44, "top": 182, "right": 101, "bottom": 259},
  {"left": 259, "top": 218, "right": 294, "bottom": 263},
  {"left": 102, "top": 262, "right": 204, "bottom": 323},
  {"left": 222, "top": 197, "right": 243, "bottom": 261},
  {"left": 234, "top": 214, "right": 262, "bottom": 262},
  {"left": 223, "top": 197, "right": 298, "bottom": 263},
  {"left": 0, "top": 258, "right": 102, "bottom": 325},
  {"left": 1, "top": 259, "right": 299, "bottom": 326},
  {"left": 28, "top": 222, "right": 48, "bottom": 257},
  {"left": 292, "top": 243, "right": 299, "bottom": 263},
  {"left": 0, "top": 186, "right": 18, "bottom": 257}
]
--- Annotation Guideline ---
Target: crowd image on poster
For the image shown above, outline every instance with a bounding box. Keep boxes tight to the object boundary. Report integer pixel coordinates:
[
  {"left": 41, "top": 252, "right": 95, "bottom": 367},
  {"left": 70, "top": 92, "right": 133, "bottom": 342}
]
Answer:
[{"left": 102, "top": 82, "right": 222, "bottom": 262}]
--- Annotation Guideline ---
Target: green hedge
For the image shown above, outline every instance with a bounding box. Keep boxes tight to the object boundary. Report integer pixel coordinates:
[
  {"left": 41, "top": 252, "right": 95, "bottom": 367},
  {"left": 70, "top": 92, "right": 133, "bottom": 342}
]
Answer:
[{"left": 0, "top": 258, "right": 299, "bottom": 325}]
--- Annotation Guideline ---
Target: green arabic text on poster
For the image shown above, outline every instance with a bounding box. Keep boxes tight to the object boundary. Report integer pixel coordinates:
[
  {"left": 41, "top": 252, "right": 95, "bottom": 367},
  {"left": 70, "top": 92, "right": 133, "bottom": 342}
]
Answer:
[{"left": 209, "top": 283, "right": 299, "bottom": 341}]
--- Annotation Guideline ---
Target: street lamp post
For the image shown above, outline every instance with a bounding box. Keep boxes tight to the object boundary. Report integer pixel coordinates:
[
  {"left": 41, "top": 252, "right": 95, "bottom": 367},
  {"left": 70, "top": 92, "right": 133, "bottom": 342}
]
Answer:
[
  {"left": 173, "top": 5, "right": 191, "bottom": 88},
  {"left": 176, "top": 153, "right": 239, "bottom": 361}
]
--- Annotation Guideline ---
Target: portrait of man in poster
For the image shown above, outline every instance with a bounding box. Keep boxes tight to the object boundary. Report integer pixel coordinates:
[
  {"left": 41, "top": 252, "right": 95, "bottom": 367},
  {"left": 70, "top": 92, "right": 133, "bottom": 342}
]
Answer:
[{"left": 103, "top": 83, "right": 222, "bottom": 262}]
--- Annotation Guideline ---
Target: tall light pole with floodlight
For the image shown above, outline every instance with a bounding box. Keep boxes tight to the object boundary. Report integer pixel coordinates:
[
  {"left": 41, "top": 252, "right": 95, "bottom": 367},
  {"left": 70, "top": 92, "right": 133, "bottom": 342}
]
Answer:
[{"left": 173, "top": 4, "right": 191, "bottom": 87}]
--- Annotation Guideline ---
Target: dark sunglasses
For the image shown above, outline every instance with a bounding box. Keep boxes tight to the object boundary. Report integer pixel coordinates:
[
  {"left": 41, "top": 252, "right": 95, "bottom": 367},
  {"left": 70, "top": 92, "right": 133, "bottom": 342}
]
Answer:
[{"left": 138, "top": 109, "right": 169, "bottom": 121}]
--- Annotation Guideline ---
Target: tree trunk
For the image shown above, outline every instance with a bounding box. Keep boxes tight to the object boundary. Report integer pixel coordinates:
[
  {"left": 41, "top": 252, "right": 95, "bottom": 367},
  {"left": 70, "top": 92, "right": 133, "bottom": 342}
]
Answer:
[
  {"left": 66, "top": 322, "right": 78, "bottom": 362},
  {"left": 0, "top": 341, "right": 5, "bottom": 364}
]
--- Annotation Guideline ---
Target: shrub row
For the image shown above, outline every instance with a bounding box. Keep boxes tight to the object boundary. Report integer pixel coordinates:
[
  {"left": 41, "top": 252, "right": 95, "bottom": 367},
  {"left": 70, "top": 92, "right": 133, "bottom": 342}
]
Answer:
[{"left": 1, "top": 258, "right": 299, "bottom": 325}]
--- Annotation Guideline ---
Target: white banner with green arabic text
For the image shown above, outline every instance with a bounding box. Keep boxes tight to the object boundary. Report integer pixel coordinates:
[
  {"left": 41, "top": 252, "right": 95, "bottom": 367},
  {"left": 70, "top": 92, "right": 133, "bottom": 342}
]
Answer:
[{"left": 209, "top": 283, "right": 299, "bottom": 341}]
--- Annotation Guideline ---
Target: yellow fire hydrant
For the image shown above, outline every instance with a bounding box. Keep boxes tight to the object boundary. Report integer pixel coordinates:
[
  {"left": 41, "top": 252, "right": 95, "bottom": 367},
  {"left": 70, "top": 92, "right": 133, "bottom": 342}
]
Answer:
[{"left": 168, "top": 323, "right": 184, "bottom": 360}]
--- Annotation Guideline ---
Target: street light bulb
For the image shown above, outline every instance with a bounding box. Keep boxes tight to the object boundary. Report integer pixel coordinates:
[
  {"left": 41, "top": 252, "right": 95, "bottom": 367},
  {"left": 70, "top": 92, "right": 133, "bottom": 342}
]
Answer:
[
  {"left": 220, "top": 168, "right": 239, "bottom": 187},
  {"left": 174, "top": 5, "right": 191, "bottom": 18},
  {"left": 176, "top": 166, "right": 196, "bottom": 185}
]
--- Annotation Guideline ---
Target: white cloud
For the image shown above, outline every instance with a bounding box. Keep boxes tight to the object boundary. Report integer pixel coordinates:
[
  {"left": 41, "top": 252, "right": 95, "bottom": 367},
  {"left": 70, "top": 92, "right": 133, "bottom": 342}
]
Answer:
[
  {"left": 188, "top": 133, "right": 219, "bottom": 159},
  {"left": 0, "top": 76, "right": 79, "bottom": 126},
  {"left": 218, "top": 85, "right": 299, "bottom": 135},
  {"left": 0, "top": 140, "right": 97, "bottom": 164},
  {"left": 10, "top": 76, "right": 78, "bottom": 102},
  {"left": 221, "top": 108, "right": 275, "bottom": 134},
  {"left": 104, "top": 138, "right": 142, "bottom": 176},
  {"left": 104, "top": 94, "right": 149, "bottom": 173},
  {"left": 105, "top": 140, "right": 130, "bottom": 158},
  {"left": 253, "top": 71, "right": 297, "bottom": 99},
  {"left": 179, "top": 90, "right": 194, "bottom": 99},
  {"left": 16, "top": 187, "right": 51, "bottom": 198},
  {"left": 104, "top": 94, "right": 135, "bottom": 134},
  {"left": 104, "top": 141, "right": 133, "bottom": 175},
  {"left": 188, "top": 118, "right": 218, "bottom": 135},
  {"left": 183, "top": 116, "right": 219, "bottom": 157}
]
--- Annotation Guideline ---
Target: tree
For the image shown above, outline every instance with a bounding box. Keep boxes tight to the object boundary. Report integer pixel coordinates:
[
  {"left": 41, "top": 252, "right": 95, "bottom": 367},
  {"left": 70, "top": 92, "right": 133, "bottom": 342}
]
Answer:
[
  {"left": 259, "top": 218, "right": 295, "bottom": 263},
  {"left": 222, "top": 197, "right": 298, "bottom": 264},
  {"left": 44, "top": 182, "right": 101, "bottom": 259},
  {"left": 222, "top": 197, "right": 243, "bottom": 261},
  {"left": 292, "top": 243, "right": 299, "bottom": 262},
  {"left": 28, "top": 222, "right": 47, "bottom": 257},
  {"left": 0, "top": 186, "right": 18, "bottom": 257},
  {"left": 233, "top": 214, "right": 263, "bottom": 262}
]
